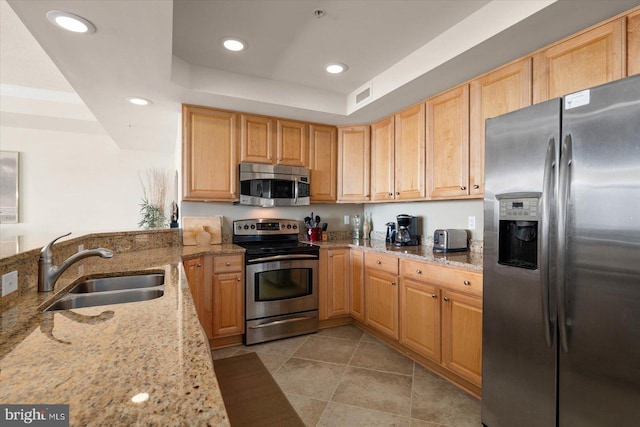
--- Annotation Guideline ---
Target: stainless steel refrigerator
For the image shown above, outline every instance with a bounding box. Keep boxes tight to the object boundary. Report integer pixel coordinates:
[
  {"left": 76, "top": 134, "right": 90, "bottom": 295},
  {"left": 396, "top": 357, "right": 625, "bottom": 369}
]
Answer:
[{"left": 482, "top": 74, "right": 640, "bottom": 426}]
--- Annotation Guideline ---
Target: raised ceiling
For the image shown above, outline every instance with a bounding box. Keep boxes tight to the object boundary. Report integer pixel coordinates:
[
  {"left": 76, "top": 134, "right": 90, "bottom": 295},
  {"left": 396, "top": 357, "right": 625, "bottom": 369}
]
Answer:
[{"left": 3, "top": 0, "right": 640, "bottom": 152}]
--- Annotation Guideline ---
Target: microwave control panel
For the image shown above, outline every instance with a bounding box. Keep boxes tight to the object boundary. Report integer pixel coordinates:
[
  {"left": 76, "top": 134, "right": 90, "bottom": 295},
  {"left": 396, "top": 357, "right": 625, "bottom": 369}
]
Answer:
[{"left": 499, "top": 197, "right": 540, "bottom": 221}]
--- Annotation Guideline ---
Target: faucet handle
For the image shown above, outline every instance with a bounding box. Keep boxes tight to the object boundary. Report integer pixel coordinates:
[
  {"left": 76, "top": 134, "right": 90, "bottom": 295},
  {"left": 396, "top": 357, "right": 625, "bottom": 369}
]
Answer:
[{"left": 40, "top": 232, "right": 72, "bottom": 260}]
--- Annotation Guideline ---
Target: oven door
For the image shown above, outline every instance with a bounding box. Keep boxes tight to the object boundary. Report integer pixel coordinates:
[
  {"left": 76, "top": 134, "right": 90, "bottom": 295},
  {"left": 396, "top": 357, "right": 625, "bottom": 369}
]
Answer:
[{"left": 246, "top": 258, "right": 318, "bottom": 320}]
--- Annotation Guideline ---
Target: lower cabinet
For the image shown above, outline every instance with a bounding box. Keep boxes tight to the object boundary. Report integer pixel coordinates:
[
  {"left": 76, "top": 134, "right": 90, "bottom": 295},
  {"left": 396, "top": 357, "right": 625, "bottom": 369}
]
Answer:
[
  {"left": 183, "top": 254, "right": 244, "bottom": 343},
  {"left": 364, "top": 252, "right": 399, "bottom": 340},
  {"left": 319, "top": 247, "right": 350, "bottom": 320},
  {"left": 349, "top": 249, "right": 365, "bottom": 322},
  {"left": 399, "top": 278, "right": 441, "bottom": 362}
]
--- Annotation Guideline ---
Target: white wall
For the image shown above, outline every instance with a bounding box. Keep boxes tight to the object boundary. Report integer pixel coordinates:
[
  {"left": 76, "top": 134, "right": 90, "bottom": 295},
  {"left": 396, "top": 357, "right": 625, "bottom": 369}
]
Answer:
[
  {"left": 365, "top": 199, "right": 484, "bottom": 240},
  {"left": 0, "top": 125, "right": 174, "bottom": 242}
]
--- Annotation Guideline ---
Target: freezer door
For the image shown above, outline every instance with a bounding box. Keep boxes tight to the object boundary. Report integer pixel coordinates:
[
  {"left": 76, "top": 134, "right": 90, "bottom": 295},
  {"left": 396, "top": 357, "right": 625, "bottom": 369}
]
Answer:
[
  {"left": 558, "top": 74, "right": 640, "bottom": 426},
  {"left": 482, "top": 99, "right": 560, "bottom": 427}
]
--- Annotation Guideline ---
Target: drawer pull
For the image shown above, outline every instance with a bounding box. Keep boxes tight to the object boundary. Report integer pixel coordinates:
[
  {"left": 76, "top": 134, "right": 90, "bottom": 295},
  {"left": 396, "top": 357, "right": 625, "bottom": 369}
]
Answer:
[
  {"left": 416, "top": 269, "right": 422, "bottom": 275},
  {"left": 431, "top": 294, "right": 437, "bottom": 298},
  {"left": 391, "top": 281, "right": 397, "bottom": 286},
  {"left": 377, "top": 260, "right": 382, "bottom": 265},
  {"left": 196, "top": 263, "right": 201, "bottom": 268},
  {"left": 237, "top": 277, "right": 241, "bottom": 282},
  {"left": 444, "top": 297, "right": 450, "bottom": 302},
  {"left": 460, "top": 186, "right": 467, "bottom": 191},
  {"left": 463, "top": 280, "right": 471, "bottom": 286},
  {"left": 473, "top": 184, "right": 480, "bottom": 189},
  {"left": 226, "top": 262, "right": 231, "bottom": 266}
]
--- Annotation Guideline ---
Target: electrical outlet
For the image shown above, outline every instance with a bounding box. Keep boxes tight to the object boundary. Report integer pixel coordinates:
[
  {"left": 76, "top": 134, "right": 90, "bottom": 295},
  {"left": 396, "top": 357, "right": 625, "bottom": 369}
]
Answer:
[
  {"left": 468, "top": 216, "right": 476, "bottom": 230},
  {"left": 344, "top": 215, "right": 350, "bottom": 225},
  {"left": 2, "top": 270, "right": 18, "bottom": 297}
]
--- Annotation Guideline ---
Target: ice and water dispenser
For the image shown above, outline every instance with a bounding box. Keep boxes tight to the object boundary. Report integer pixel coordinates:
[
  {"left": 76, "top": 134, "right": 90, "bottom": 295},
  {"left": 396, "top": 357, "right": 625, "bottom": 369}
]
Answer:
[{"left": 498, "top": 196, "right": 539, "bottom": 270}]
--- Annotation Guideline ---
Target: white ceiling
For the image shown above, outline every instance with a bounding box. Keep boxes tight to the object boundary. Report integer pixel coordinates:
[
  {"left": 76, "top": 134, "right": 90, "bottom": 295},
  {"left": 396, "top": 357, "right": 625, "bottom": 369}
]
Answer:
[{"left": 2, "top": 0, "right": 640, "bottom": 152}]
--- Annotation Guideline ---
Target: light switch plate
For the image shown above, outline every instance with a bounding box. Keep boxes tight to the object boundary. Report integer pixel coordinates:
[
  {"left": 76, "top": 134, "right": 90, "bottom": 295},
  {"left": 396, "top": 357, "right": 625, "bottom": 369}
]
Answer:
[
  {"left": 344, "top": 215, "right": 350, "bottom": 225},
  {"left": 468, "top": 216, "right": 476, "bottom": 230},
  {"left": 2, "top": 270, "right": 18, "bottom": 296}
]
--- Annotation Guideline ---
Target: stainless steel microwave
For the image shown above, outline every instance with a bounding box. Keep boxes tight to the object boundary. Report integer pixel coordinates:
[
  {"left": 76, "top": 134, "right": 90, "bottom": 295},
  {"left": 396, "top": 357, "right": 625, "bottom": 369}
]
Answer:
[{"left": 239, "top": 163, "right": 310, "bottom": 207}]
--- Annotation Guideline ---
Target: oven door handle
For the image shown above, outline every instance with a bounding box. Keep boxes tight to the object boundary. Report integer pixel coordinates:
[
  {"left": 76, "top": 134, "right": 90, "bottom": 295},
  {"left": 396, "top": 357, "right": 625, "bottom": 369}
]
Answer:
[
  {"left": 248, "top": 315, "right": 317, "bottom": 329},
  {"left": 247, "top": 254, "right": 318, "bottom": 263}
]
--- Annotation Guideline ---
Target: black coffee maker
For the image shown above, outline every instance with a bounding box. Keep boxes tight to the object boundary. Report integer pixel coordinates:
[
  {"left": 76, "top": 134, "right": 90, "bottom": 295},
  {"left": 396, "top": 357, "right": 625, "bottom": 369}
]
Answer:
[{"left": 394, "top": 214, "right": 419, "bottom": 246}]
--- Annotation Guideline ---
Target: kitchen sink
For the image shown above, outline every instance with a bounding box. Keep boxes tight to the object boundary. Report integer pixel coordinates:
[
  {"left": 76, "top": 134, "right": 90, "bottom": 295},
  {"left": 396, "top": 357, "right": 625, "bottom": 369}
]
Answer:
[{"left": 44, "top": 272, "right": 165, "bottom": 312}]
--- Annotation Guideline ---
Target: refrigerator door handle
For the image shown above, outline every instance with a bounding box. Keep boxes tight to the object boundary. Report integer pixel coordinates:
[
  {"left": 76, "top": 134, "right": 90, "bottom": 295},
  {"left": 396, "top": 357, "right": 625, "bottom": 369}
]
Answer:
[
  {"left": 557, "top": 133, "right": 573, "bottom": 353},
  {"left": 540, "top": 137, "right": 556, "bottom": 348}
]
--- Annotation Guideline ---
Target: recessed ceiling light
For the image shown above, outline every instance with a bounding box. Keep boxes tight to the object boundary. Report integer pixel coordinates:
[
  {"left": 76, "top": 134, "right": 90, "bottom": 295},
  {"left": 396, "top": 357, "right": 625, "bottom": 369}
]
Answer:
[
  {"left": 46, "top": 10, "right": 96, "bottom": 34},
  {"left": 127, "top": 97, "right": 152, "bottom": 106},
  {"left": 325, "top": 63, "right": 348, "bottom": 74},
  {"left": 221, "top": 38, "right": 247, "bottom": 52}
]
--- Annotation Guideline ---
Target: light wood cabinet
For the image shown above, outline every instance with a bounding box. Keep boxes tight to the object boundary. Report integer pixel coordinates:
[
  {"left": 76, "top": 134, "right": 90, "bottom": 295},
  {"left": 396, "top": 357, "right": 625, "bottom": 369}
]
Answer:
[
  {"left": 183, "top": 256, "right": 212, "bottom": 339},
  {"left": 276, "top": 119, "right": 308, "bottom": 167},
  {"left": 211, "top": 254, "right": 244, "bottom": 338},
  {"left": 239, "top": 114, "right": 274, "bottom": 164},
  {"left": 533, "top": 18, "right": 626, "bottom": 103},
  {"left": 364, "top": 252, "right": 399, "bottom": 340},
  {"left": 426, "top": 84, "right": 470, "bottom": 199},
  {"left": 470, "top": 58, "right": 532, "bottom": 196},
  {"left": 319, "top": 248, "right": 350, "bottom": 320},
  {"left": 442, "top": 289, "right": 483, "bottom": 387},
  {"left": 182, "top": 105, "right": 237, "bottom": 201},
  {"left": 394, "top": 103, "right": 426, "bottom": 200},
  {"left": 337, "top": 125, "right": 370, "bottom": 202},
  {"left": 370, "top": 116, "right": 395, "bottom": 202},
  {"left": 309, "top": 124, "right": 338, "bottom": 202},
  {"left": 349, "top": 249, "right": 365, "bottom": 322},
  {"left": 400, "top": 277, "right": 441, "bottom": 362},
  {"left": 628, "top": 9, "right": 640, "bottom": 76}
]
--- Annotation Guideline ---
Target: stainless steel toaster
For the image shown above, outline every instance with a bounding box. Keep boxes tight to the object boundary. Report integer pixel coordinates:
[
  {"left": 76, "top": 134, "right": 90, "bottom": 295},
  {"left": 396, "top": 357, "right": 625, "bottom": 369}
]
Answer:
[{"left": 433, "top": 229, "right": 468, "bottom": 252}]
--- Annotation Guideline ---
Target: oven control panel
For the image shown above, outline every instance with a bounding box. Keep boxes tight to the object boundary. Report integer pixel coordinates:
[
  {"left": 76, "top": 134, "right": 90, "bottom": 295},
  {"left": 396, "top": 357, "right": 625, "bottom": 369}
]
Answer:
[{"left": 233, "top": 219, "right": 300, "bottom": 235}]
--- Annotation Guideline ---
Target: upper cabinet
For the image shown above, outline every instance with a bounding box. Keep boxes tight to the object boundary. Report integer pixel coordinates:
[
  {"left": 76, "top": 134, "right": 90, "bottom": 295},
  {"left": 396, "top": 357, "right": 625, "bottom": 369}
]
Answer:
[
  {"left": 628, "top": 9, "right": 640, "bottom": 76},
  {"left": 182, "top": 105, "right": 238, "bottom": 201},
  {"left": 394, "top": 103, "right": 427, "bottom": 200},
  {"left": 426, "top": 84, "right": 470, "bottom": 199},
  {"left": 309, "top": 124, "right": 338, "bottom": 202},
  {"left": 239, "top": 114, "right": 275, "bottom": 164},
  {"left": 277, "top": 119, "right": 309, "bottom": 167},
  {"left": 338, "top": 125, "right": 371, "bottom": 202},
  {"left": 469, "top": 58, "right": 532, "bottom": 196},
  {"left": 370, "top": 115, "right": 395, "bottom": 202},
  {"left": 533, "top": 18, "right": 626, "bottom": 103}
]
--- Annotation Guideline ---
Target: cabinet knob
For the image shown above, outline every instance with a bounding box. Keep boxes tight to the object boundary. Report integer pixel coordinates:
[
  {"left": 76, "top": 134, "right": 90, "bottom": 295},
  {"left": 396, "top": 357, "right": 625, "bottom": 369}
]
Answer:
[
  {"left": 376, "top": 260, "right": 382, "bottom": 265},
  {"left": 389, "top": 192, "right": 393, "bottom": 196},
  {"left": 226, "top": 262, "right": 231, "bottom": 266},
  {"left": 329, "top": 254, "right": 334, "bottom": 257},
  {"left": 431, "top": 294, "right": 437, "bottom": 298},
  {"left": 473, "top": 184, "right": 480, "bottom": 189},
  {"left": 237, "top": 277, "right": 241, "bottom": 282},
  {"left": 196, "top": 263, "right": 201, "bottom": 268},
  {"left": 444, "top": 296, "right": 450, "bottom": 302},
  {"left": 391, "top": 281, "right": 397, "bottom": 286},
  {"left": 395, "top": 192, "right": 400, "bottom": 196},
  {"left": 463, "top": 280, "right": 470, "bottom": 286},
  {"left": 416, "top": 269, "right": 422, "bottom": 275},
  {"left": 460, "top": 186, "right": 467, "bottom": 190}
]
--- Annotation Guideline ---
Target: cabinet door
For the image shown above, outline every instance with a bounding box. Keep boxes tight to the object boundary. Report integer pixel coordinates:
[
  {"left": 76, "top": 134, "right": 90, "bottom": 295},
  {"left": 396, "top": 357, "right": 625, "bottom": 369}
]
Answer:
[
  {"left": 427, "top": 85, "right": 470, "bottom": 198},
  {"left": 365, "top": 270, "right": 399, "bottom": 340},
  {"left": 442, "top": 290, "right": 482, "bottom": 387},
  {"left": 276, "top": 119, "right": 308, "bottom": 167},
  {"left": 184, "top": 257, "right": 212, "bottom": 339},
  {"left": 309, "top": 124, "right": 338, "bottom": 202},
  {"left": 629, "top": 9, "right": 640, "bottom": 76},
  {"left": 370, "top": 116, "right": 395, "bottom": 202},
  {"left": 327, "top": 248, "right": 350, "bottom": 318},
  {"left": 400, "top": 278, "right": 441, "bottom": 362},
  {"left": 212, "top": 271, "right": 244, "bottom": 338},
  {"left": 395, "top": 103, "right": 426, "bottom": 200},
  {"left": 533, "top": 18, "right": 625, "bottom": 103},
  {"left": 470, "top": 58, "right": 532, "bottom": 196},
  {"left": 239, "top": 114, "right": 274, "bottom": 164},
  {"left": 349, "top": 249, "right": 365, "bottom": 322},
  {"left": 182, "top": 106, "right": 237, "bottom": 201},
  {"left": 337, "top": 125, "right": 371, "bottom": 202}
]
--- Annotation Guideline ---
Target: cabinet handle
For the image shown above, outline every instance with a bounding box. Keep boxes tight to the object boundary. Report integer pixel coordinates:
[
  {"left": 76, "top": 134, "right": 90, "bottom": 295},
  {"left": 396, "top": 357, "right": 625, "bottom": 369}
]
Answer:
[
  {"left": 388, "top": 192, "right": 393, "bottom": 196},
  {"left": 460, "top": 186, "right": 467, "bottom": 190},
  {"left": 196, "top": 263, "right": 201, "bottom": 268},
  {"left": 444, "top": 297, "right": 450, "bottom": 302},
  {"left": 431, "top": 294, "right": 437, "bottom": 298},
  {"left": 377, "top": 260, "right": 382, "bottom": 265},
  {"left": 463, "top": 280, "right": 470, "bottom": 286},
  {"left": 237, "top": 277, "right": 241, "bottom": 282},
  {"left": 416, "top": 269, "right": 422, "bottom": 275},
  {"left": 391, "top": 281, "right": 397, "bottom": 286},
  {"left": 473, "top": 184, "right": 480, "bottom": 189},
  {"left": 226, "top": 262, "right": 231, "bottom": 266},
  {"left": 395, "top": 192, "right": 400, "bottom": 196},
  {"left": 329, "top": 254, "right": 334, "bottom": 257}
]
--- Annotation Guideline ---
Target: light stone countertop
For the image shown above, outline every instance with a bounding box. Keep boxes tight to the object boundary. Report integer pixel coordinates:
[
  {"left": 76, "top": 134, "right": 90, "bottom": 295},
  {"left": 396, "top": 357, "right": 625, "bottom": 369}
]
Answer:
[{"left": 0, "top": 244, "right": 242, "bottom": 427}]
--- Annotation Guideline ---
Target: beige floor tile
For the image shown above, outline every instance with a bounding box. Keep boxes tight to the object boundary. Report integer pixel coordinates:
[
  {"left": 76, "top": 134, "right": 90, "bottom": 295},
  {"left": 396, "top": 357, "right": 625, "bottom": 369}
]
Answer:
[
  {"left": 411, "top": 366, "right": 480, "bottom": 427},
  {"left": 409, "top": 419, "right": 449, "bottom": 427},
  {"left": 274, "top": 357, "right": 346, "bottom": 400},
  {"left": 332, "top": 367, "right": 413, "bottom": 416},
  {"left": 285, "top": 393, "right": 328, "bottom": 427},
  {"left": 246, "top": 334, "right": 309, "bottom": 357},
  {"left": 350, "top": 341, "right": 414, "bottom": 375},
  {"left": 362, "top": 332, "right": 383, "bottom": 343},
  {"left": 318, "top": 402, "right": 411, "bottom": 426},
  {"left": 293, "top": 335, "right": 358, "bottom": 365},
  {"left": 233, "top": 349, "right": 288, "bottom": 374},
  {"left": 210, "top": 346, "right": 241, "bottom": 360},
  {"left": 316, "top": 325, "right": 364, "bottom": 341}
]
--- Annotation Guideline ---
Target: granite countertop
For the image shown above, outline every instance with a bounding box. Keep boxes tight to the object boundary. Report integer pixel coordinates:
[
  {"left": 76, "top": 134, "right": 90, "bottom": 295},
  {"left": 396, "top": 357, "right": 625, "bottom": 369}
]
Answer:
[
  {"left": 310, "top": 239, "right": 483, "bottom": 271},
  {"left": 0, "top": 244, "right": 242, "bottom": 426}
]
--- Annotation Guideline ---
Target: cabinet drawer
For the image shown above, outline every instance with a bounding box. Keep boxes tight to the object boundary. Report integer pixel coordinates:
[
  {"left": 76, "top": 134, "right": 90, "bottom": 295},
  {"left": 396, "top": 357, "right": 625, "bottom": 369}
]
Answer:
[
  {"left": 365, "top": 252, "right": 398, "bottom": 275},
  {"left": 213, "top": 254, "right": 243, "bottom": 273},
  {"left": 427, "top": 263, "right": 483, "bottom": 297},
  {"left": 399, "top": 258, "right": 430, "bottom": 281}
]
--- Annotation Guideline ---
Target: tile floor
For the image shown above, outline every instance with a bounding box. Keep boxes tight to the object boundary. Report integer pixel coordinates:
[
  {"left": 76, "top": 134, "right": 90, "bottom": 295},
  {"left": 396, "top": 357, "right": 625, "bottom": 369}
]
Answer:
[{"left": 211, "top": 325, "right": 480, "bottom": 426}]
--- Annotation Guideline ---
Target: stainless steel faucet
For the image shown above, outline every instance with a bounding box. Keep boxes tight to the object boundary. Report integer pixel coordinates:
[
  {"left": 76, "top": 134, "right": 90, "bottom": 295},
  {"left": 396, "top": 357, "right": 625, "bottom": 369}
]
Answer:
[{"left": 38, "top": 232, "right": 114, "bottom": 292}]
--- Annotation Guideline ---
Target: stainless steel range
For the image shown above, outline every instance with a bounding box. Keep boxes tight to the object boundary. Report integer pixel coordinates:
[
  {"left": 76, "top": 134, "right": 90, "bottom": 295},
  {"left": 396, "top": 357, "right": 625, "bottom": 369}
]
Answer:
[{"left": 233, "top": 218, "right": 319, "bottom": 345}]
